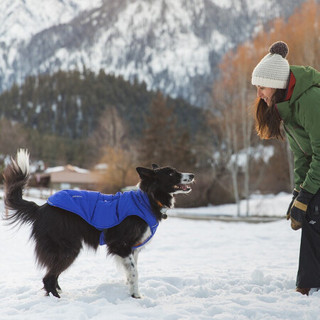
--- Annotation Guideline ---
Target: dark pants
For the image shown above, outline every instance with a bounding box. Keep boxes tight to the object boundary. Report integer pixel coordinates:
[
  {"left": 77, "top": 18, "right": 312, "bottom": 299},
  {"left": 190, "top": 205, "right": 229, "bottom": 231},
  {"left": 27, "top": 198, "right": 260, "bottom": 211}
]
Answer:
[{"left": 296, "top": 192, "right": 320, "bottom": 288}]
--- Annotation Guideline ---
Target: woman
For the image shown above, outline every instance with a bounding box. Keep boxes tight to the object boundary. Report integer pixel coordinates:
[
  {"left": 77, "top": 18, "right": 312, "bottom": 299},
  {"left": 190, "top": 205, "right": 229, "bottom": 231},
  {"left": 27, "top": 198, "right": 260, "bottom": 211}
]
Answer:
[{"left": 252, "top": 41, "right": 320, "bottom": 296}]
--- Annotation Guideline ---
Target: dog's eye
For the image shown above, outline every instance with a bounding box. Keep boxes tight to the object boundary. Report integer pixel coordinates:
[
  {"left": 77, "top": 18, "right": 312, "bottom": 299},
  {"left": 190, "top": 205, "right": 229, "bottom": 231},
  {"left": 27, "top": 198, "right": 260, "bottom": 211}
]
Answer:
[{"left": 169, "top": 172, "right": 174, "bottom": 176}]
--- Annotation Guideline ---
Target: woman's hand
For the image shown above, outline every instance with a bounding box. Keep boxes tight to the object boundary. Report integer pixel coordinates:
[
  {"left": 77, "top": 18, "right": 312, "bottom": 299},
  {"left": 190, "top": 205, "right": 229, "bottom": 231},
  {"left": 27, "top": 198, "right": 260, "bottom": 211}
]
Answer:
[
  {"left": 289, "top": 188, "right": 314, "bottom": 230},
  {"left": 286, "top": 189, "right": 299, "bottom": 220}
]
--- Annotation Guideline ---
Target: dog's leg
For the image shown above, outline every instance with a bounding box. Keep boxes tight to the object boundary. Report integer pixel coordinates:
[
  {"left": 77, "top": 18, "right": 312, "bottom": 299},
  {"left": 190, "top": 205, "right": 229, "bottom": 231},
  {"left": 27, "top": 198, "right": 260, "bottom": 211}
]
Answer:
[
  {"left": 133, "top": 249, "right": 139, "bottom": 265},
  {"left": 56, "top": 276, "right": 62, "bottom": 292},
  {"left": 37, "top": 242, "right": 81, "bottom": 298},
  {"left": 119, "top": 253, "right": 141, "bottom": 298},
  {"left": 43, "top": 274, "right": 61, "bottom": 298}
]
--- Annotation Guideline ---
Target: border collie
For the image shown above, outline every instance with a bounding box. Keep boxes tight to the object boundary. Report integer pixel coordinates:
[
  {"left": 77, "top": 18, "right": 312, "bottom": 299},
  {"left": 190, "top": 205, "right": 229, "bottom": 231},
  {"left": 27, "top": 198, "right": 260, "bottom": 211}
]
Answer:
[{"left": 3, "top": 149, "right": 194, "bottom": 298}]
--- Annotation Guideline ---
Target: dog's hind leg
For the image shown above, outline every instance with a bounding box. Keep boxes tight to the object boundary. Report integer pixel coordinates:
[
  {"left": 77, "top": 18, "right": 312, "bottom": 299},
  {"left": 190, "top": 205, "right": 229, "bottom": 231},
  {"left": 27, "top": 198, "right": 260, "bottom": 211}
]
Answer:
[
  {"left": 56, "top": 276, "right": 62, "bottom": 292},
  {"left": 42, "top": 251, "right": 79, "bottom": 298},
  {"left": 43, "top": 275, "right": 60, "bottom": 298},
  {"left": 38, "top": 245, "right": 81, "bottom": 298},
  {"left": 118, "top": 252, "right": 141, "bottom": 298}
]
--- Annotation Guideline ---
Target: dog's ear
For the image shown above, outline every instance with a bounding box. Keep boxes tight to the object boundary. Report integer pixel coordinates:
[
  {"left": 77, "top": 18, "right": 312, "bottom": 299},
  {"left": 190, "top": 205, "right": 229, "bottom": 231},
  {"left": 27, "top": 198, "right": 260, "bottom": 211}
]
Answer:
[
  {"left": 152, "top": 164, "right": 159, "bottom": 170},
  {"left": 136, "top": 167, "right": 155, "bottom": 179}
]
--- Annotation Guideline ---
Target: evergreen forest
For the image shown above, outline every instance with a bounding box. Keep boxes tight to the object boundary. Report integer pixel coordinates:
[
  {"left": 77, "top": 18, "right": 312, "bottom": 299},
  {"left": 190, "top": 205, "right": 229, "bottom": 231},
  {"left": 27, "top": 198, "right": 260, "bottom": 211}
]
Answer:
[{"left": 0, "top": 69, "right": 209, "bottom": 170}]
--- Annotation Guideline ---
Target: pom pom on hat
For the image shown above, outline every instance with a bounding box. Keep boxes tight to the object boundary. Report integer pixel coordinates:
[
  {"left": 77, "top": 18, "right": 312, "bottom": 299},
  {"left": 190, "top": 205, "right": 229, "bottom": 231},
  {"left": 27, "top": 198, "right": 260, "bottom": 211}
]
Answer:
[
  {"left": 252, "top": 41, "right": 290, "bottom": 89},
  {"left": 269, "top": 41, "right": 289, "bottom": 58}
]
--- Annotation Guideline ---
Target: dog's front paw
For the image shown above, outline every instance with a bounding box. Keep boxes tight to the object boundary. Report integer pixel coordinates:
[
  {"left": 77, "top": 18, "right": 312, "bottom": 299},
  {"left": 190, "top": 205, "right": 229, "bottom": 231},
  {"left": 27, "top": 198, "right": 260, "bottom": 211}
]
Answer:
[{"left": 131, "top": 292, "right": 142, "bottom": 299}]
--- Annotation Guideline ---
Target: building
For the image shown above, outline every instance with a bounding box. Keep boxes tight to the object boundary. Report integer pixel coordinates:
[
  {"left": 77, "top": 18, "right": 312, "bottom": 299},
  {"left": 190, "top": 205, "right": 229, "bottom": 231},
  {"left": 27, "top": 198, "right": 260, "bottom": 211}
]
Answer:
[{"left": 32, "top": 164, "right": 101, "bottom": 190}]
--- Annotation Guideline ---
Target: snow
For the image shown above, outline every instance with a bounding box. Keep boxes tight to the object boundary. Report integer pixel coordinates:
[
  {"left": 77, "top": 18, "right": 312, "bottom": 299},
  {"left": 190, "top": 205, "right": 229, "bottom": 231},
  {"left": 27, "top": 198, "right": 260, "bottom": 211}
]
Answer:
[
  {"left": 170, "top": 192, "right": 290, "bottom": 218},
  {"left": 230, "top": 145, "right": 275, "bottom": 169},
  {"left": 210, "top": 30, "right": 228, "bottom": 52},
  {"left": 1, "top": 190, "right": 320, "bottom": 319},
  {"left": 245, "top": 0, "right": 275, "bottom": 14},
  {"left": 209, "top": 0, "right": 233, "bottom": 9},
  {"left": 44, "top": 166, "right": 65, "bottom": 173},
  {"left": 44, "top": 165, "right": 89, "bottom": 174},
  {"left": 210, "top": 0, "right": 274, "bottom": 14},
  {"left": 0, "top": 0, "right": 102, "bottom": 42},
  {"left": 0, "top": 0, "right": 103, "bottom": 96}
]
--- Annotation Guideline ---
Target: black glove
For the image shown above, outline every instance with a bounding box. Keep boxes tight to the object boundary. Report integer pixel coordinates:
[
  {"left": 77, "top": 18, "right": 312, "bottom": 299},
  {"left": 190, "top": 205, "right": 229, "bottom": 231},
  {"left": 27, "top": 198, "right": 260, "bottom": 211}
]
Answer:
[
  {"left": 286, "top": 189, "right": 299, "bottom": 220},
  {"left": 290, "top": 188, "right": 314, "bottom": 230}
]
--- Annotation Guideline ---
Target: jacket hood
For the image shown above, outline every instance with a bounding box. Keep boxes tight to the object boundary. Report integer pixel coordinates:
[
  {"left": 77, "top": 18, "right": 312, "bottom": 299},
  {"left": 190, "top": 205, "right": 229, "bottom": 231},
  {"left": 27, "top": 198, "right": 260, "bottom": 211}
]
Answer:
[
  {"left": 276, "top": 65, "right": 320, "bottom": 194},
  {"left": 290, "top": 65, "right": 320, "bottom": 103}
]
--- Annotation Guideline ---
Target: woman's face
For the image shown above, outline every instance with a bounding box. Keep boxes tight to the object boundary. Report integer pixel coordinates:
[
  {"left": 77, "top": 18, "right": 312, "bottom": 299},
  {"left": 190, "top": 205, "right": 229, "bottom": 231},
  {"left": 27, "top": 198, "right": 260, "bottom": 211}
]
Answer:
[{"left": 256, "top": 86, "right": 276, "bottom": 107}]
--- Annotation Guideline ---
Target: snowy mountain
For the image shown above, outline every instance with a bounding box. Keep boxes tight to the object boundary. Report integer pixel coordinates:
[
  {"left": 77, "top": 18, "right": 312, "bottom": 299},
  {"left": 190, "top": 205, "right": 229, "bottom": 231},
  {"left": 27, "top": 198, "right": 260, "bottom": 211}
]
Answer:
[
  {"left": 0, "top": 0, "right": 308, "bottom": 107},
  {"left": 0, "top": 0, "right": 102, "bottom": 89}
]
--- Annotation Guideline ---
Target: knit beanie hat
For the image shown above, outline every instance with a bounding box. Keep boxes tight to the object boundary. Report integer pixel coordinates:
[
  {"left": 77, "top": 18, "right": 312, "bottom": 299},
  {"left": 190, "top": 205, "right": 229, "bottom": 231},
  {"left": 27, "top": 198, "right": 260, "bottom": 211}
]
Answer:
[{"left": 251, "top": 41, "right": 290, "bottom": 89}]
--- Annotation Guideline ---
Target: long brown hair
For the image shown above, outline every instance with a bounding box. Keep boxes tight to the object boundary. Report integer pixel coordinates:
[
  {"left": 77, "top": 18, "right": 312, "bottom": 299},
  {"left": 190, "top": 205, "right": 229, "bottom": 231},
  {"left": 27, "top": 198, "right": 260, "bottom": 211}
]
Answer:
[{"left": 254, "top": 89, "right": 286, "bottom": 140}]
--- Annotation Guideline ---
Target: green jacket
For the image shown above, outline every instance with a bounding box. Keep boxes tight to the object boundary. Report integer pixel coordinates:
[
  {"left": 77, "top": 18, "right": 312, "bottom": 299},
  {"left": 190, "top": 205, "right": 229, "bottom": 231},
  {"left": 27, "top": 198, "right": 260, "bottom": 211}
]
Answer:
[{"left": 277, "top": 65, "right": 320, "bottom": 194}]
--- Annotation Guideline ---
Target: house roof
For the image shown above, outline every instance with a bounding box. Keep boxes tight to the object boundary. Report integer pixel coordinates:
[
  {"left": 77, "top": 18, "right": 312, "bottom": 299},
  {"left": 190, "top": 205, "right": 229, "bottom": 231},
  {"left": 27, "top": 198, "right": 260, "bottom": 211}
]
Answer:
[
  {"left": 38, "top": 165, "right": 98, "bottom": 184},
  {"left": 44, "top": 164, "right": 89, "bottom": 174}
]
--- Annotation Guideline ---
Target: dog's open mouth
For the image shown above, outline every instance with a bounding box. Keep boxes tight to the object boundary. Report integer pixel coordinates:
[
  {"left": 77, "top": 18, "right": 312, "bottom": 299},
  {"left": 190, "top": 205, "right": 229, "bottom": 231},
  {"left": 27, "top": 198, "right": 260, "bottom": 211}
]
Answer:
[{"left": 174, "top": 184, "right": 192, "bottom": 192}]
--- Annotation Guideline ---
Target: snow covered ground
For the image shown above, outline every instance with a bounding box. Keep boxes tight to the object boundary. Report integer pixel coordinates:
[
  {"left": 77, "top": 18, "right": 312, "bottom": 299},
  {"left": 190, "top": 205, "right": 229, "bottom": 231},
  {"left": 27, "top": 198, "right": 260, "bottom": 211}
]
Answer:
[
  {"left": 1, "top": 191, "right": 320, "bottom": 320},
  {"left": 170, "top": 192, "right": 291, "bottom": 219}
]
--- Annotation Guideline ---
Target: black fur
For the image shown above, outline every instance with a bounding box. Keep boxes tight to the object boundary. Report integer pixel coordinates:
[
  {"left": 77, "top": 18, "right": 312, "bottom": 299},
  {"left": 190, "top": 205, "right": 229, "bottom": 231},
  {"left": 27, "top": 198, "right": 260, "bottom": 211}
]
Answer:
[{"left": 3, "top": 150, "right": 194, "bottom": 298}]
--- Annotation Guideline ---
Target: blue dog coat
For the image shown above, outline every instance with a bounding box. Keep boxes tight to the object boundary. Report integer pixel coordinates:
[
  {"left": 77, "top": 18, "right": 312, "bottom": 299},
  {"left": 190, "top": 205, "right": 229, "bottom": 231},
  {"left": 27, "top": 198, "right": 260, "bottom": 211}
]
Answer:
[{"left": 47, "top": 189, "right": 159, "bottom": 249}]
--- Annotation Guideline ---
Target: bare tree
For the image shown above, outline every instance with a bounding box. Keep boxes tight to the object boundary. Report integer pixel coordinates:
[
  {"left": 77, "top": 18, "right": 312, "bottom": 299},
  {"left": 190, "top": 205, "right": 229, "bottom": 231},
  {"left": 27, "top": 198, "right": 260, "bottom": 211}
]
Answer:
[
  {"left": 211, "top": 45, "right": 257, "bottom": 216},
  {"left": 97, "top": 146, "right": 139, "bottom": 193}
]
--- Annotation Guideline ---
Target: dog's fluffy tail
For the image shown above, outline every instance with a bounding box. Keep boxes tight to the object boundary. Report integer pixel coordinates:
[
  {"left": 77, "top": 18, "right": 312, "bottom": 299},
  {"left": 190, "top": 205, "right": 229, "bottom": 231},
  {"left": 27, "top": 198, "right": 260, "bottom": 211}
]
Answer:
[{"left": 3, "top": 149, "right": 39, "bottom": 226}]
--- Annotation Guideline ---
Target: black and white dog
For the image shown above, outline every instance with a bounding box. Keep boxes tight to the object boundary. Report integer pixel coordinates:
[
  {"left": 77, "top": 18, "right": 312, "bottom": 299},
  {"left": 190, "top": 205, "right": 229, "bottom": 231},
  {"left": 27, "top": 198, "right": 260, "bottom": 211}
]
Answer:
[{"left": 3, "top": 149, "right": 194, "bottom": 298}]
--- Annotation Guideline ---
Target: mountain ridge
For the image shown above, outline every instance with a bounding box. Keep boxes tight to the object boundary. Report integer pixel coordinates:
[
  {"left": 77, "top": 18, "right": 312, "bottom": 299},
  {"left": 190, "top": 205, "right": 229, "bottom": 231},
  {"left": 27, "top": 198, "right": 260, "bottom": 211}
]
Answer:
[{"left": 0, "top": 0, "right": 309, "bottom": 107}]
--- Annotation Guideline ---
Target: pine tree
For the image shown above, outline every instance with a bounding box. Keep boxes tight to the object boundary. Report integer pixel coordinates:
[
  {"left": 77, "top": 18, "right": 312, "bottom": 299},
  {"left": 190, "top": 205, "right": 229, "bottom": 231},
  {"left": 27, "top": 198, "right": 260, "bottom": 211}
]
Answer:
[
  {"left": 139, "top": 92, "right": 196, "bottom": 170},
  {"left": 139, "top": 92, "right": 175, "bottom": 167}
]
